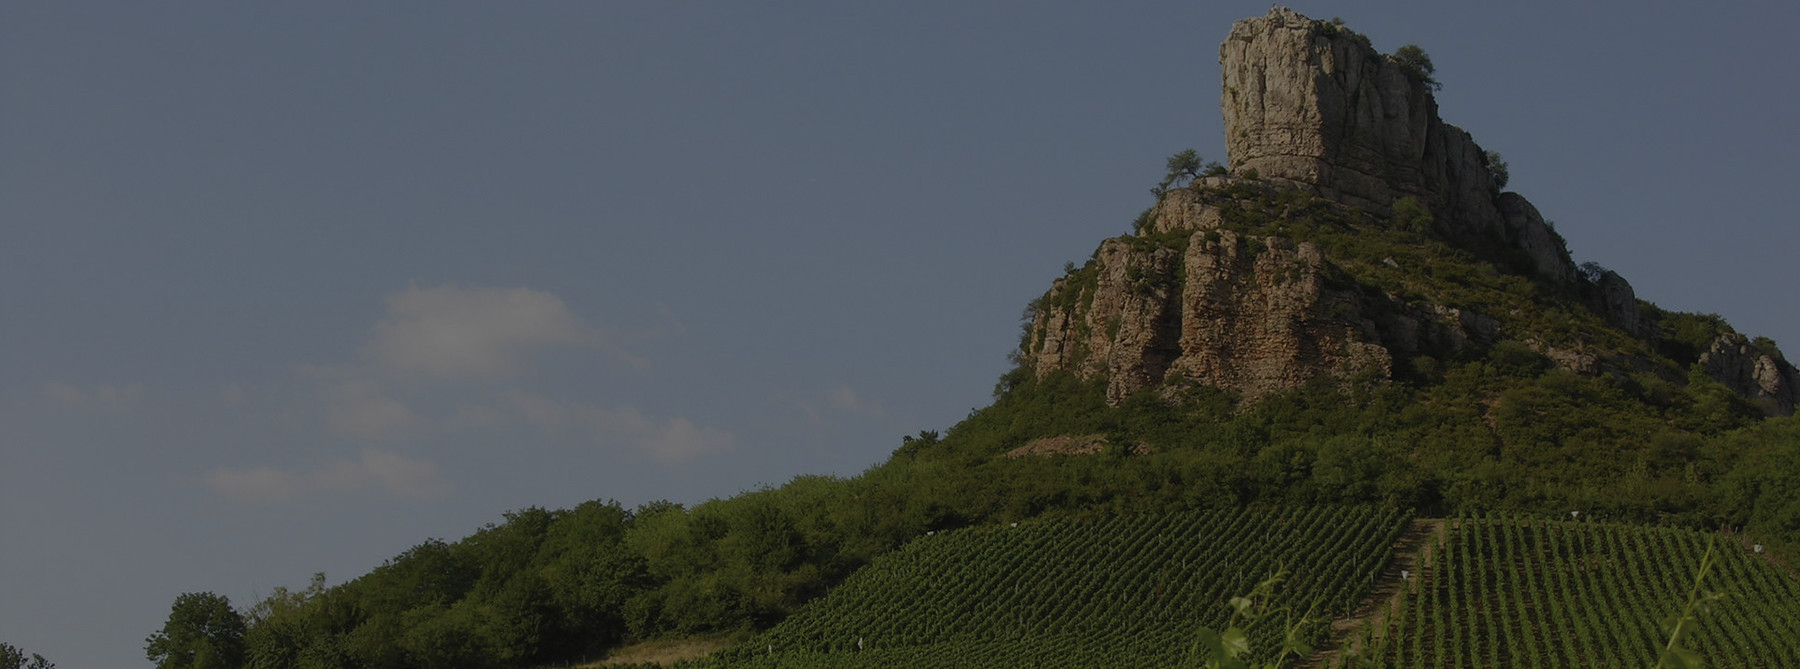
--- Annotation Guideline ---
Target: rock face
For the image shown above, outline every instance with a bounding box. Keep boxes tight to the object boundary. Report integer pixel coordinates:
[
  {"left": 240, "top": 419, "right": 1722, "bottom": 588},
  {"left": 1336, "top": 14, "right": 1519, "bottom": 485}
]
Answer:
[
  {"left": 1017, "top": 7, "right": 1792, "bottom": 414},
  {"left": 1701, "top": 334, "right": 1800, "bottom": 414},
  {"left": 1028, "top": 228, "right": 1390, "bottom": 403},
  {"left": 1219, "top": 8, "right": 1578, "bottom": 284}
]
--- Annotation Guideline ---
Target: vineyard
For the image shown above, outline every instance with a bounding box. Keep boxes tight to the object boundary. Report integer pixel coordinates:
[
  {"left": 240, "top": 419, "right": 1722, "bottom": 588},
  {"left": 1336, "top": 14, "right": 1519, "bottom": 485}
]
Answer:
[
  {"left": 1357, "top": 516, "right": 1800, "bottom": 668},
  {"left": 673, "top": 506, "right": 1411, "bottom": 669}
]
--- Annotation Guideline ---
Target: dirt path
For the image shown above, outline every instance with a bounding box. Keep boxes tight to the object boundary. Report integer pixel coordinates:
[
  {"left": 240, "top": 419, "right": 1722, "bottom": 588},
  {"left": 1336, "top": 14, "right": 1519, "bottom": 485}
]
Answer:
[
  {"left": 1299, "top": 518, "right": 1447, "bottom": 668},
  {"left": 573, "top": 636, "right": 737, "bottom": 668}
]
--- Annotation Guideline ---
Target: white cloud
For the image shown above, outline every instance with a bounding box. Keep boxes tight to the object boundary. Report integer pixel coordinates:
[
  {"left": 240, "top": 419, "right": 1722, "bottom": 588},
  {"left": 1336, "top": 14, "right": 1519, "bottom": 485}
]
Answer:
[
  {"left": 444, "top": 402, "right": 505, "bottom": 429},
  {"left": 42, "top": 381, "right": 84, "bottom": 405},
  {"left": 94, "top": 383, "right": 143, "bottom": 406},
  {"left": 204, "top": 466, "right": 305, "bottom": 502},
  {"left": 827, "top": 385, "right": 882, "bottom": 415},
  {"left": 323, "top": 380, "right": 422, "bottom": 440},
  {"left": 317, "top": 449, "right": 452, "bottom": 498},
  {"left": 794, "top": 384, "right": 885, "bottom": 423},
  {"left": 362, "top": 284, "right": 601, "bottom": 379},
  {"left": 206, "top": 449, "right": 450, "bottom": 502},
  {"left": 40, "top": 381, "right": 142, "bottom": 409},
  {"left": 634, "top": 415, "right": 735, "bottom": 463},
  {"left": 503, "top": 391, "right": 734, "bottom": 463}
]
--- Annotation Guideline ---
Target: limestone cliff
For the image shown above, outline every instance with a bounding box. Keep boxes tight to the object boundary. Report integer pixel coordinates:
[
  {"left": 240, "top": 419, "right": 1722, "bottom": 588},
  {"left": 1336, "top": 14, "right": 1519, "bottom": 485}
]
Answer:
[
  {"left": 1028, "top": 227, "right": 1391, "bottom": 403},
  {"left": 1016, "top": 7, "right": 1794, "bottom": 414},
  {"left": 1220, "top": 8, "right": 1579, "bottom": 285}
]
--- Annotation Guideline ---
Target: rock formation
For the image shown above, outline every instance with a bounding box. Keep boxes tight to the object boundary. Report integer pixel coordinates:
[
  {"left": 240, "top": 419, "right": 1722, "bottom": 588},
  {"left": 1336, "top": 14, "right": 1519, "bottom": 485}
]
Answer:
[
  {"left": 1017, "top": 7, "right": 1792, "bottom": 414},
  {"left": 1028, "top": 228, "right": 1391, "bottom": 403},
  {"left": 1219, "top": 7, "right": 1578, "bottom": 284},
  {"left": 1700, "top": 334, "right": 1800, "bottom": 414}
]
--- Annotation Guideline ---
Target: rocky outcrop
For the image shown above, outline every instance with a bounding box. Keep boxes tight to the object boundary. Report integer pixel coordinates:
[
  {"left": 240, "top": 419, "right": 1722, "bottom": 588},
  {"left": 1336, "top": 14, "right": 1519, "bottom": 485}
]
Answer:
[
  {"left": 1030, "top": 229, "right": 1402, "bottom": 403},
  {"left": 1018, "top": 7, "right": 1792, "bottom": 414},
  {"left": 1219, "top": 8, "right": 1576, "bottom": 283},
  {"left": 1589, "top": 268, "right": 1647, "bottom": 339},
  {"left": 1495, "top": 194, "right": 1579, "bottom": 285},
  {"left": 1700, "top": 334, "right": 1799, "bottom": 414},
  {"left": 1162, "top": 230, "right": 1391, "bottom": 401},
  {"left": 1029, "top": 238, "right": 1185, "bottom": 401},
  {"left": 1025, "top": 220, "right": 1520, "bottom": 403}
]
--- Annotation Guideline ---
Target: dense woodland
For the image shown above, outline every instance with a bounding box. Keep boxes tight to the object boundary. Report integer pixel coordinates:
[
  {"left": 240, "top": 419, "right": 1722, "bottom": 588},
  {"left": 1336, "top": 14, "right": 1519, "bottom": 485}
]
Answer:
[{"left": 131, "top": 183, "right": 1800, "bottom": 668}]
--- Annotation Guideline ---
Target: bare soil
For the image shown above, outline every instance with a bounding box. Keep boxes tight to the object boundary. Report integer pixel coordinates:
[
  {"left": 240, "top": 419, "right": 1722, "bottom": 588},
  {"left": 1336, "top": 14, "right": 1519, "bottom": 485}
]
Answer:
[{"left": 572, "top": 636, "right": 737, "bottom": 668}]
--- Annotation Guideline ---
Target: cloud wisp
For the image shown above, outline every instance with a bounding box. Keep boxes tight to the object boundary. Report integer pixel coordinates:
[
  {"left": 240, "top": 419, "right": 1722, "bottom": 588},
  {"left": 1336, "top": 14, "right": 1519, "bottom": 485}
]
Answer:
[
  {"left": 362, "top": 284, "right": 604, "bottom": 380},
  {"left": 40, "top": 381, "right": 144, "bottom": 409},
  {"left": 793, "top": 384, "right": 885, "bottom": 424},
  {"left": 505, "top": 391, "right": 734, "bottom": 463},
  {"left": 206, "top": 449, "right": 451, "bottom": 502},
  {"left": 203, "top": 282, "right": 731, "bottom": 506},
  {"left": 322, "top": 379, "right": 424, "bottom": 440}
]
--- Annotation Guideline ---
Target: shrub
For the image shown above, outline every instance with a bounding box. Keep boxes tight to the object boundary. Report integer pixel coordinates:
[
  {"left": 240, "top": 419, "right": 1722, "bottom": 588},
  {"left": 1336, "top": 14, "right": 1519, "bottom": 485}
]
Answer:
[
  {"left": 1391, "top": 45, "right": 1440, "bottom": 91},
  {"left": 1483, "top": 150, "right": 1510, "bottom": 191},
  {"left": 1391, "top": 196, "right": 1433, "bottom": 234}
]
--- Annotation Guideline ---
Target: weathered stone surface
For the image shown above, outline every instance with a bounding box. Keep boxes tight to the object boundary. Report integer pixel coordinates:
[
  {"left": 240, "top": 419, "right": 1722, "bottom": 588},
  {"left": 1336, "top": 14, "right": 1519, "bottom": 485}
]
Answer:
[
  {"left": 1700, "top": 333, "right": 1799, "bottom": 414},
  {"left": 1495, "top": 194, "right": 1578, "bottom": 284},
  {"left": 1531, "top": 341, "right": 1602, "bottom": 376},
  {"left": 1164, "top": 230, "right": 1390, "bottom": 401},
  {"left": 1590, "top": 269, "right": 1646, "bottom": 338},
  {"left": 1219, "top": 7, "right": 1575, "bottom": 283},
  {"left": 1147, "top": 188, "right": 1227, "bottom": 234},
  {"left": 1028, "top": 229, "right": 1390, "bottom": 404},
  {"left": 1028, "top": 238, "right": 1184, "bottom": 399}
]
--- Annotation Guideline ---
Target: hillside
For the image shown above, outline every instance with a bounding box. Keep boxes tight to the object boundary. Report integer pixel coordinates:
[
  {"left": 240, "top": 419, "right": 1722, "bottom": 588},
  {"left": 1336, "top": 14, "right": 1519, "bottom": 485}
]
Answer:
[
  {"left": 154, "top": 8, "right": 1800, "bottom": 669},
  {"left": 683, "top": 507, "right": 1411, "bottom": 668},
  {"left": 1367, "top": 515, "right": 1800, "bottom": 667}
]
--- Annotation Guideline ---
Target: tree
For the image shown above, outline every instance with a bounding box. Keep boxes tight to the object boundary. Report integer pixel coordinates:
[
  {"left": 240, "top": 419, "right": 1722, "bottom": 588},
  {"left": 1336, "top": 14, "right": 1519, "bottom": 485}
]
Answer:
[
  {"left": 1150, "top": 149, "right": 1224, "bottom": 198},
  {"left": 0, "top": 643, "right": 54, "bottom": 669},
  {"left": 146, "top": 592, "right": 247, "bottom": 669},
  {"left": 1484, "top": 149, "right": 1510, "bottom": 191},
  {"left": 1391, "top": 44, "right": 1440, "bottom": 91}
]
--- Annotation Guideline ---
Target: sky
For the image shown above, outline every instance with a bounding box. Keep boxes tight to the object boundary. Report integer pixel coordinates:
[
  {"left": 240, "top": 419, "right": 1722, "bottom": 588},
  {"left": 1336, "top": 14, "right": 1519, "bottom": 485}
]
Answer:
[{"left": 3, "top": 2, "right": 1797, "bottom": 665}]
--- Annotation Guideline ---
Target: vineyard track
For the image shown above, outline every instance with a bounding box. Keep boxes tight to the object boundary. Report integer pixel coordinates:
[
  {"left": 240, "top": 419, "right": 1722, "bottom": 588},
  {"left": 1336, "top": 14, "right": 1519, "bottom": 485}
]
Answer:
[{"left": 1300, "top": 518, "right": 1446, "bottom": 669}]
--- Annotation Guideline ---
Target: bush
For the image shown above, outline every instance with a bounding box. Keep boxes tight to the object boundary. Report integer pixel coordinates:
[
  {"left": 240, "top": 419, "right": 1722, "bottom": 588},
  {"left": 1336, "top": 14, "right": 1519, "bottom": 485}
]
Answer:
[
  {"left": 1391, "top": 196, "right": 1433, "bottom": 234},
  {"left": 1483, "top": 150, "right": 1510, "bottom": 191},
  {"left": 1391, "top": 45, "right": 1440, "bottom": 91}
]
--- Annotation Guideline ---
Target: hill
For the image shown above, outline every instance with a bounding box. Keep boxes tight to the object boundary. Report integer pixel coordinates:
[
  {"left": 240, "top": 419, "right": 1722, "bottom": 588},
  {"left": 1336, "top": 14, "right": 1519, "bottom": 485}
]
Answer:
[{"left": 151, "top": 8, "right": 1800, "bottom": 669}]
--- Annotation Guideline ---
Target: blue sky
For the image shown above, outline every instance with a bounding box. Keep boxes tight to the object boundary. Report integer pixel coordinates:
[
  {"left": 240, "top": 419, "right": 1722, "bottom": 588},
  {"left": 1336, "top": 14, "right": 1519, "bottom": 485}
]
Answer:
[{"left": 3, "top": 2, "right": 1797, "bottom": 665}]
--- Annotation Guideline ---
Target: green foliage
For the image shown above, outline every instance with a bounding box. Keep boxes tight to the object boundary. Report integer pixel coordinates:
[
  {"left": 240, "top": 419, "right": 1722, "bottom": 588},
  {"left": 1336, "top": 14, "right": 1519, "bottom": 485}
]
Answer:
[
  {"left": 1656, "top": 538, "right": 1725, "bottom": 669},
  {"left": 1390, "top": 195, "right": 1432, "bottom": 234},
  {"left": 1316, "top": 17, "right": 1373, "bottom": 50},
  {"left": 1709, "top": 415, "right": 1800, "bottom": 556},
  {"left": 1190, "top": 570, "right": 1320, "bottom": 669},
  {"left": 1367, "top": 517, "right": 1800, "bottom": 667},
  {"left": 1647, "top": 306, "right": 1734, "bottom": 366},
  {"left": 0, "top": 643, "right": 54, "bottom": 669},
  {"left": 1483, "top": 149, "right": 1509, "bottom": 191},
  {"left": 1391, "top": 45, "right": 1440, "bottom": 91},
  {"left": 1151, "top": 149, "right": 1224, "bottom": 199},
  {"left": 146, "top": 592, "right": 246, "bottom": 669},
  {"left": 686, "top": 507, "right": 1408, "bottom": 669}
]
